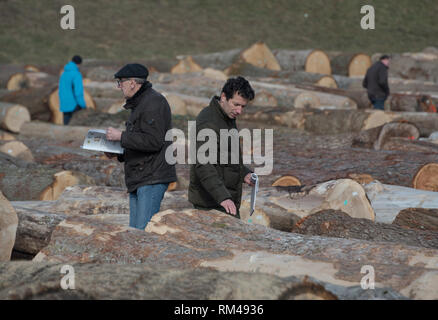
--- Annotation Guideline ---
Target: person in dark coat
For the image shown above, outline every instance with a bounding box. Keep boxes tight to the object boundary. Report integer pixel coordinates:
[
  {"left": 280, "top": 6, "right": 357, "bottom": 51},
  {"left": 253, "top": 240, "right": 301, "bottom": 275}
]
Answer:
[
  {"left": 105, "top": 63, "right": 177, "bottom": 230},
  {"left": 188, "top": 76, "right": 255, "bottom": 219},
  {"left": 363, "top": 55, "right": 391, "bottom": 110}
]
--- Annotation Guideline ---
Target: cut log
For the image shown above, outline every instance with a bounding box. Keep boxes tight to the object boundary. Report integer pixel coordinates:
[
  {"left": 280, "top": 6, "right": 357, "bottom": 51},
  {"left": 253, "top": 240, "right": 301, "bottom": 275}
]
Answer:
[
  {"left": 93, "top": 97, "right": 125, "bottom": 114},
  {"left": 170, "top": 56, "right": 203, "bottom": 74},
  {"left": 22, "top": 72, "right": 58, "bottom": 89},
  {"left": 190, "top": 42, "right": 281, "bottom": 74},
  {"left": 0, "top": 140, "right": 34, "bottom": 162},
  {"left": 0, "top": 191, "right": 18, "bottom": 261},
  {"left": 272, "top": 175, "right": 301, "bottom": 187},
  {"left": 0, "top": 261, "right": 405, "bottom": 300},
  {"left": 0, "top": 102, "right": 31, "bottom": 133},
  {"left": 48, "top": 87, "right": 96, "bottom": 125},
  {"left": 388, "top": 93, "right": 435, "bottom": 112},
  {"left": 329, "top": 53, "right": 372, "bottom": 77},
  {"left": 161, "top": 92, "right": 187, "bottom": 115},
  {"left": 393, "top": 208, "right": 438, "bottom": 232},
  {"left": 382, "top": 137, "right": 438, "bottom": 153},
  {"left": 0, "top": 163, "right": 95, "bottom": 201},
  {"left": 389, "top": 55, "right": 438, "bottom": 82},
  {"left": 33, "top": 209, "right": 438, "bottom": 299},
  {"left": 364, "top": 181, "right": 438, "bottom": 224},
  {"left": 18, "top": 121, "right": 95, "bottom": 143},
  {"left": 0, "top": 65, "right": 30, "bottom": 90},
  {"left": 273, "top": 49, "right": 331, "bottom": 75},
  {"left": 249, "top": 90, "right": 278, "bottom": 107},
  {"left": 239, "top": 179, "right": 375, "bottom": 232},
  {"left": 291, "top": 210, "right": 438, "bottom": 249},
  {"left": 413, "top": 163, "right": 438, "bottom": 192},
  {"left": 0, "top": 130, "right": 15, "bottom": 141},
  {"left": 68, "top": 108, "right": 128, "bottom": 128},
  {"left": 202, "top": 68, "right": 228, "bottom": 81}
]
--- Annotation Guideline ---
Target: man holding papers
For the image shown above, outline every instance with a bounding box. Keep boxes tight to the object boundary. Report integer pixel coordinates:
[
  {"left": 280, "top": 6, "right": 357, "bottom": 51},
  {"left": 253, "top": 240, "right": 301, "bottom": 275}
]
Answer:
[{"left": 105, "top": 63, "right": 176, "bottom": 230}]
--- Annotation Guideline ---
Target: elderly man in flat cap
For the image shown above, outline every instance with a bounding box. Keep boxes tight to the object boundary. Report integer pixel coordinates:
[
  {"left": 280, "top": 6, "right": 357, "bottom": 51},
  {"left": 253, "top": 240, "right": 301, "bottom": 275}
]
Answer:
[{"left": 105, "top": 63, "right": 177, "bottom": 230}]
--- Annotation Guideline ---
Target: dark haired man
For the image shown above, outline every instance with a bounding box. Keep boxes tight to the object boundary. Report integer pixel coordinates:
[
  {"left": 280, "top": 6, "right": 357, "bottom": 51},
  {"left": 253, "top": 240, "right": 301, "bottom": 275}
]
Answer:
[
  {"left": 59, "top": 55, "right": 87, "bottom": 125},
  {"left": 363, "top": 55, "right": 391, "bottom": 110},
  {"left": 105, "top": 63, "right": 177, "bottom": 230},
  {"left": 188, "top": 76, "right": 255, "bottom": 218}
]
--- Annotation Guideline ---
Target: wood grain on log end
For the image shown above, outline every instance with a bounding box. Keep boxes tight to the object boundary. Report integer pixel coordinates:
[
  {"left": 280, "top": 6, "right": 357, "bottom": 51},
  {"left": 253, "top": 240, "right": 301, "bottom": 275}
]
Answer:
[
  {"left": 39, "top": 171, "right": 95, "bottom": 201},
  {"left": 0, "top": 141, "right": 34, "bottom": 162},
  {"left": 272, "top": 175, "right": 301, "bottom": 187},
  {"left": 412, "top": 163, "right": 438, "bottom": 192},
  {"left": 347, "top": 173, "right": 375, "bottom": 185},
  {"left": 171, "top": 56, "right": 203, "bottom": 74},
  {"left": 0, "top": 102, "right": 31, "bottom": 133},
  {"left": 240, "top": 41, "right": 281, "bottom": 71},
  {"left": 294, "top": 92, "right": 320, "bottom": 109}
]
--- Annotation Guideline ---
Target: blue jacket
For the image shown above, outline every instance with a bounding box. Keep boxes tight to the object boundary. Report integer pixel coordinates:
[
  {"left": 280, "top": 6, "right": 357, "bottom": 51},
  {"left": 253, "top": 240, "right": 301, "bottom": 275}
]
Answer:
[{"left": 59, "top": 61, "right": 86, "bottom": 112}]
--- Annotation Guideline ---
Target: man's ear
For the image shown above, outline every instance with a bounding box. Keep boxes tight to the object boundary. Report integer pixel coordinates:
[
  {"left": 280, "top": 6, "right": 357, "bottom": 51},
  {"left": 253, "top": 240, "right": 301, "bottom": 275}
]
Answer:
[{"left": 220, "top": 92, "right": 226, "bottom": 102}]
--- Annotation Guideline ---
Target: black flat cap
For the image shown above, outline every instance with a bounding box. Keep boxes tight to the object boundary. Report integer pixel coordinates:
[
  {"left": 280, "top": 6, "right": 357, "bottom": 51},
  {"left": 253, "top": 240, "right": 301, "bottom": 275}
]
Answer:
[{"left": 114, "top": 63, "right": 149, "bottom": 79}]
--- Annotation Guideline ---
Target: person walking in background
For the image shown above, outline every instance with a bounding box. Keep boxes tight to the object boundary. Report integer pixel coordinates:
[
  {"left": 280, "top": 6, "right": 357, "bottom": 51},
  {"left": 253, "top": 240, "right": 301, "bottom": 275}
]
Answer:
[
  {"left": 59, "top": 55, "right": 87, "bottom": 125},
  {"left": 105, "top": 63, "right": 177, "bottom": 230},
  {"left": 363, "top": 55, "right": 391, "bottom": 110}
]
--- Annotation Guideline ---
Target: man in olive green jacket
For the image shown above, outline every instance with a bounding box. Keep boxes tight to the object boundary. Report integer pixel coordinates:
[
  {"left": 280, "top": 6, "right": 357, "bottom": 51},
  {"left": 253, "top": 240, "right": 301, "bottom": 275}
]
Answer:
[{"left": 188, "top": 77, "right": 255, "bottom": 218}]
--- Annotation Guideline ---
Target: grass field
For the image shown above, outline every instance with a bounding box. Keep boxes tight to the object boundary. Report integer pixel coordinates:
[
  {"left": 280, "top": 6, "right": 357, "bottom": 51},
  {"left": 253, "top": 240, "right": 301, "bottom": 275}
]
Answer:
[{"left": 0, "top": 0, "right": 437, "bottom": 64}]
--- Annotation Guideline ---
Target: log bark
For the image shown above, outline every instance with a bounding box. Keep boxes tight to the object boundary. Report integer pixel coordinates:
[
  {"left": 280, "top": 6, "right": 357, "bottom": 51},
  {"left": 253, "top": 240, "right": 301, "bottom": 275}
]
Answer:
[
  {"left": 0, "top": 261, "right": 405, "bottom": 300},
  {"left": 329, "top": 53, "right": 372, "bottom": 77},
  {"left": 18, "top": 121, "right": 95, "bottom": 143},
  {"left": 0, "top": 65, "right": 29, "bottom": 90},
  {"left": 393, "top": 208, "right": 438, "bottom": 232},
  {"left": 239, "top": 179, "right": 375, "bottom": 232},
  {"left": 273, "top": 49, "right": 331, "bottom": 75},
  {"left": 93, "top": 97, "right": 125, "bottom": 114},
  {"left": 0, "top": 191, "right": 18, "bottom": 261},
  {"left": 413, "top": 163, "right": 438, "bottom": 192},
  {"left": 23, "top": 72, "right": 58, "bottom": 89},
  {"left": 33, "top": 209, "right": 438, "bottom": 299},
  {"left": 389, "top": 55, "right": 438, "bottom": 82},
  {"left": 291, "top": 210, "right": 438, "bottom": 249},
  {"left": 364, "top": 181, "right": 438, "bottom": 224},
  {"left": 0, "top": 86, "right": 56, "bottom": 122},
  {"left": 0, "top": 102, "right": 31, "bottom": 133},
  {"left": 388, "top": 93, "right": 435, "bottom": 112}
]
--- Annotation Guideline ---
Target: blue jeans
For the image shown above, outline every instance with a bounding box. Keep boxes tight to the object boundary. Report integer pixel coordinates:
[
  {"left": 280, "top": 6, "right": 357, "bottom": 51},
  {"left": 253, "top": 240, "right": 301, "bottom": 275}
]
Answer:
[
  {"left": 371, "top": 99, "right": 386, "bottom": 111},
  {"left": 129, "top": 183, "right": 169, "bottom": 230}
]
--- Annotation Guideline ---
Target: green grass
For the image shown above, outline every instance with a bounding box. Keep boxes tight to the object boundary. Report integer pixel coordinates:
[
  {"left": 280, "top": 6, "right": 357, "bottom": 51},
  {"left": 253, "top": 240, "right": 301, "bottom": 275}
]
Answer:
[{"left": 1, "top": 0, "right": 437, "bottom": 64}]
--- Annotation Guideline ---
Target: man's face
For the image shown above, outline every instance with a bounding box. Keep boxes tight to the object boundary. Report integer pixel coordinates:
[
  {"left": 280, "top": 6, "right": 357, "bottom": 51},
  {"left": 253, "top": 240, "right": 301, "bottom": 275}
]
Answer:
[
  {"left": 117, "top": 78, "right": 137, "bottom": 98},
  {"left": 220, "top": 92, "right": 248, "bottom": 119},
  {"left": 381, "top": 58, "right": 390, "bottom": 67}
]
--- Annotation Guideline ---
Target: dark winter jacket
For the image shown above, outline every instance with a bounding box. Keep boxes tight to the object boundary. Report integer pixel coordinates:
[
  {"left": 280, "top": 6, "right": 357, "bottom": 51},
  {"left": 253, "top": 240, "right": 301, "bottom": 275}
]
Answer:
[
  {"left": 117, "top": 82, "right": 177, "bottom": 193},
  {"left": 363, "top": 61, "right": 390, "bottom": 100},
  {"left": 188, "top": 96, "right": 252, "bottom": 216}
]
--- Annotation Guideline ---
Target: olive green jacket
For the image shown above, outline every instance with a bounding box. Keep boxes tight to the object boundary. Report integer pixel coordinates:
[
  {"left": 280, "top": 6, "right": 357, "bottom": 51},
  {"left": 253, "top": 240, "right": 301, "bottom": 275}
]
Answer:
[{"left": 188, "top": 96, "right": 252, "bottom": 217}]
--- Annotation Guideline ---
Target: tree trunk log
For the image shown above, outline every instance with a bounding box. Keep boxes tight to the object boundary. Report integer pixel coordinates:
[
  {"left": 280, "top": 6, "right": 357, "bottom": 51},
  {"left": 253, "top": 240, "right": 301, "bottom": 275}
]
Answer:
[
  {"left": 0, "top": 65, "right": 29, "bottom": 90},
  {"left": 364, "top": 181, "right": 438, "bottom": 224},
  {"left": 393, "top": 208, "right": 438, "bottom": 232},
  {"left": 413, "top": 163, "right": 438, "bottom": 192},
  {"left": 0, "top": 261, "right": 406, "bottom": 300},
  {"left": 0, "top": 191, "right": 18, "bottom": 261},
  {"left": 328, "top": 53, "right": 372, "bottom": 77},
  {"left": 0, "top": 102, "right": 31, "bottom": 133},
  {"left": 0, "top": 140, "right": 34, "bottom": 162},
  {"left": 18, "top": 122, "right": 95, "bottom": 143},
  {"left": 32, "top": 209, "right": 438, "bottom": 299},
  {"left": 291, "top": 210, "right": 438, "bottom": 249},
  {"left": 273, "top": 49, "right": 331, "bottom": 75}
]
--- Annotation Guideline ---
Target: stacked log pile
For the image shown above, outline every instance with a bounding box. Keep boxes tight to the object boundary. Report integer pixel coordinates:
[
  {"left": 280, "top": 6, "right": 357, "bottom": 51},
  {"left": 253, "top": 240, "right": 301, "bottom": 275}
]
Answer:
[{"left": 1, "top": 43, "right": 438, "bottom": 300}]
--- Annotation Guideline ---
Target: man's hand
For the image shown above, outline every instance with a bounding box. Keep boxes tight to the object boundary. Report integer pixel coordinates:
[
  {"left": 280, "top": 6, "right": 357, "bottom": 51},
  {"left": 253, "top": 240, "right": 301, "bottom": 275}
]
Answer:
[
  {"left": 244, "top": 173, "right": 255, "bottom": 186},
  {"left": 220, "top": 199, "right": 237, "bottom": 216},
  {"left": 106, "top": 127, "right": 122, "bottom": 141},
  {"left": 104, "top": 152, "right": 118, "bottom": 159}
]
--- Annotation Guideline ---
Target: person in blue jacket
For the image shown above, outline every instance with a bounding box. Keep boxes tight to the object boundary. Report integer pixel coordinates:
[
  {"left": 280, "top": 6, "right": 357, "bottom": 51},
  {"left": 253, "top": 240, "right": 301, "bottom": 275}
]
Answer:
[{"left": 59, "top": 55, "right": 87, "bottom": 125}]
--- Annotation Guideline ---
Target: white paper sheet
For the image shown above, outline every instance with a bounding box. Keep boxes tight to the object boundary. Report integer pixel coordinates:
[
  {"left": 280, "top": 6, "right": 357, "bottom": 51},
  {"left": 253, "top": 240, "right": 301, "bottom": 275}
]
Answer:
[{"left": 250, "top": 173, "right": 259, "bottom": 216}]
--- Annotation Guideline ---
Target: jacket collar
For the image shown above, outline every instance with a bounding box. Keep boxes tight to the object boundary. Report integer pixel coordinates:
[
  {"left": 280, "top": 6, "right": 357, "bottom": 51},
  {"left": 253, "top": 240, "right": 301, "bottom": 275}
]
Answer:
[
  {"left": 211, "top": 96, "right": 234, "bottom": 124},
  {"left": 123, "top": 81, "right": 152, "bottom": 110}
]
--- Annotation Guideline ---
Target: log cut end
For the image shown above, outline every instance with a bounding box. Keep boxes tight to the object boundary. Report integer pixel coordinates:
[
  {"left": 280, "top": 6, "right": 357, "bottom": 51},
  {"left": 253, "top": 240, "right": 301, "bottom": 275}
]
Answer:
[
  {"left": 6, "top": 73, "right": 29, "bottom": 91},
  {"left": 348, "top": 54, "right": 372, "bottom": 77},
  {"left": 305, "top": 50, "right": 331, "bottom": 75},
  {"left": 413, "top": 163, "right": 438, "bottom": 192},
  {"left": 170, "top": 56, "right": 203, "bottom": 74},
  {"left": 294, "top": 92, "right": 320, "bottom": 109},
  {"left": 272, "top": 175, "right": 301, "bottom": 187},
  {"left": 0, "top": 102, "right": 31, "bottom": 133},
  {"left": 0, "top": 141, "right": 34, "bottom": 162},
  {"left": 39, "top": 171, "right": 95, "bottom": 201},
  {"left": 240, "top": 41, "right": 281, "bottom": 71},
  {"left": 162, "top": 92, "right": 187, "bottom": 116},
  {"left": 374, "top": 122, "right": 420, "bottom": 150},
  {"left": 250, "top": 91, "right": 278, "bottom": 107},
  {"left": 315, "top": 75, "right": 338, "bottom": 88},
  {"left": 0, "top": 191, "right": 18, "bottom": 262}
]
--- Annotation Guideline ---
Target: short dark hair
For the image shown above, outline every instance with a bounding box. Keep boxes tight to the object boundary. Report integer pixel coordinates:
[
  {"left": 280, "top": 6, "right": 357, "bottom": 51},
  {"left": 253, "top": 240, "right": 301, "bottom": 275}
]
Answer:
[
  {"left": 380, "top": 55, "right": 390, "bottom": 61},
  {"left": 72, "top": 55, "right": 82, "bottom": 64},
  {"left": 221, "top": 76, "right": 255, "bottom": 101}
]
